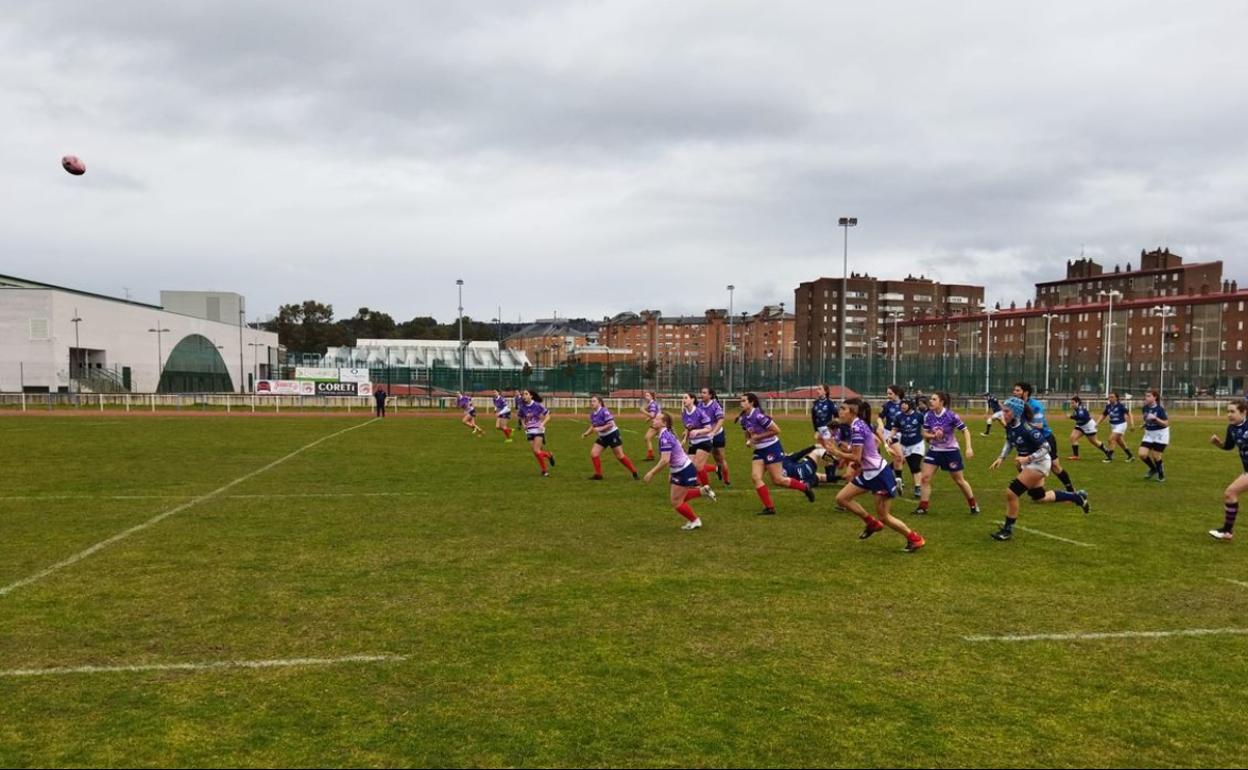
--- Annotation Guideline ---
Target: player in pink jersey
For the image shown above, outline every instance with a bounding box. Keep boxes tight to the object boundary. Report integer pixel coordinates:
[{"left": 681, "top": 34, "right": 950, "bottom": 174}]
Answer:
[{"left": 643, "top": 412, "right": 715, "bottom": 530}]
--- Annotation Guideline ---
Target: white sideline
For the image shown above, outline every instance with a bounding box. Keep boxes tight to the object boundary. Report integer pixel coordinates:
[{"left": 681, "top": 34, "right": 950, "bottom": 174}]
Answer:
[
  {"left": 0, "top": 418, "right": 379, "bottom": 599},
  {"left": 0, "top": 653, "right": 406, "bottom": 678},
  {"left": 966, "top": 627, "right": 1248, "bottom": 643},
  {"left": 1222, "top": 578, "right": 1248, "bottom": 589},
  {"left": 1015, "top": 526, "right": 1096, "bottom": 548}
]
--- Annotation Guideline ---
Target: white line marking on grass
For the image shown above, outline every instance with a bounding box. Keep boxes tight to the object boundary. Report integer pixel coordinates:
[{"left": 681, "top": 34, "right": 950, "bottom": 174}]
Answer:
[
  {"left": 1015, "top": 526, "right": 1096, "bottom": 548},
  {"left": 0, "top": 491, "right": 424, "bottom": 502},
  {"left": 965, "top": 628, "right": 1248, "bottom": 643},
  {"left": 0, "top": 653, "right": 406, "bottom": 678},
  {"left": 0, "top": 419, "right": 379, "bottom": 599},
  {"left": 1222, "top": 578, "right": 1248, "bottom": 589}
]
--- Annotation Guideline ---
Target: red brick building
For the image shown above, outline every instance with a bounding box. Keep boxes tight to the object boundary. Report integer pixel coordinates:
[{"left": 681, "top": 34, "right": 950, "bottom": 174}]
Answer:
[{"left": 598, "top": 306, "right": 795, "bottom": 374}]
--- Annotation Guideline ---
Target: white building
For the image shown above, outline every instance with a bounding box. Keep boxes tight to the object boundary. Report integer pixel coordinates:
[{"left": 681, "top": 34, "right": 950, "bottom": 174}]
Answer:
[
  {"left": 322, "top": 339, "right": 529, "bottom": 369},
  {"left": 0, "top": 275, "right": 279, "bottom": 393}
]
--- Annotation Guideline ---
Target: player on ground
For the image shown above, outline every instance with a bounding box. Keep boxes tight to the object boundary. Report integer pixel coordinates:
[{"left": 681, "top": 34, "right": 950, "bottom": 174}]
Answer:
[
  {"left": 643, "top": 412, "right": 715, "bottom": 531},
  {"left": 1103, "top": 391, "right": 1134, "bottom": 462},
  {"left": 739, "top": 392, "right": 816, "bottom": 515},
  {"left": 640, "top": 391, "right": 661, "bottom": 460},
  {"left": 1012, "top": 382, "right": 1077, "bottom": 493},
  {"left": 828, "top": 398, "right": 926, "bottom": 552},
  {"left": 492, "top": 389, "right": 514, "bottom": 443},
  {"left": 681, "top": 393, "right": 720, "bottom": 488},
  {"left": 699, "top": 387, "right": 731, "bottom": 486},
  {"left": 1209, "top": 399, "right": 1248, "bottom": 541},
  {"left": 582, "top": 395, "right": 640, "bottom": 480},
  {"left": 781, "top": 445, "right": 840, "bottom": 488},
  {"left": 916, "top": 391, "right": 979, "bottom": 515},
  {"left": 988, "top": 397, "right": 1090, "bottom": 542},
  {"left": 889, "top": 397, "right": 926, "bottom": 499},
  {"left": 1139, "top": 388, "right": 1171, "bottom": 481},
  {"left": 1067, "top": 395, "right": 1111, "bottom": 460},
  {"left": 981, "top": 393, "right": 1004, "bottom": 436},
  {"left": 520, "top": 389, "right": 555, "bottom": 476},
  {"left": 457, "top": 392, "right": 485, "bottom": 437}
]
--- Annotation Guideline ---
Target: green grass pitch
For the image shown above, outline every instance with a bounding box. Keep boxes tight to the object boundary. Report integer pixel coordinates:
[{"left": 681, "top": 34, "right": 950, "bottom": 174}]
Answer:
[{"left": 1, "top": 411, "right": 1245, "bottom": 767}]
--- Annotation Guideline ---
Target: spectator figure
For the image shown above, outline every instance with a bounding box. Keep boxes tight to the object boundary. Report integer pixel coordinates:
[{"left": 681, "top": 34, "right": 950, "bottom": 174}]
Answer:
[{"left": 374, "top": 387, "right": 387, "bottom": 418}]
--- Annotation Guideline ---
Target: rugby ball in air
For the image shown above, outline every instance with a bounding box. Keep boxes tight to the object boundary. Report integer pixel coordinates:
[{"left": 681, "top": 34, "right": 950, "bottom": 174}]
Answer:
[{"left": 62, "top": 155, "right": 86, "bottom": 175}]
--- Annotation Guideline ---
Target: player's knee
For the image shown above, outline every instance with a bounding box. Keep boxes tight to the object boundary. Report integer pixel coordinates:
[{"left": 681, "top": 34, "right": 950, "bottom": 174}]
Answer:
[
  {"left": 1008, "top": 479, "right": 1028, "bottom": 500},
  {"left": 1027, "top": 487, "right": 1047, "bottom": 502}
]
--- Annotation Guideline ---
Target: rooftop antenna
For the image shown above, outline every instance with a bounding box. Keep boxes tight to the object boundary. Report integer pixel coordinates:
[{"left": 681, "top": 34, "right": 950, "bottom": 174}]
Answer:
[{"left": 123, "top": 287, "right": 132, "bottom": 302}]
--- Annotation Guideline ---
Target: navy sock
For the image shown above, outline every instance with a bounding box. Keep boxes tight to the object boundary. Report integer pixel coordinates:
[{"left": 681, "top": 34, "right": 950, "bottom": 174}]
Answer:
[
  {"left": 1056, "top": 469, "right": 1074, "bottom": 492},
  {"left": 1143, "top": 457, "right": 1157, "bottom": 473},
  {"left": 1003, "top": 517, "right": 1015, "bottom": 530},
  {"left": 1226, "top": 502, "right": 1239, "bottom": 532},
  {"left": 1156, "top": 460, "right": 1165, "bottom": 479},
  {"left": 1054, "top": 489, "right": 1080, "bottom": 504},
  {"left": 1071, "top": 445, "right": 1080, "bottom": 457}
]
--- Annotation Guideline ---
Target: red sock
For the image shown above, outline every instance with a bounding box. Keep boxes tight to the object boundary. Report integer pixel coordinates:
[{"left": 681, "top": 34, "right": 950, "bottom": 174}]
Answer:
[
  {"left": 919, "top": 500, "right": 929, "bottom": 511},
  {"left": 756, "top": 484, "right": 774, "bottom": 509},
  {"left": 619, "top": 455, "right": 637, "bottom": 473},
  {"left": 967, "top": 496, "right": 977, "bottom": 509},
  {"left": 541, "top": 451, "right": 552, "bottom": 461},
  {"left": 536, "top": 454, "right": 547, "bottom": 472},
  {"left": 703, "top": 463, "right": 718, "bottom": 475},
  {"left": 697, "top": 467, "right": 710, "bottom": 487},
  {"left": 503, "top": 427, "right": 512, "bottom": 438},
  {"left": 592, "top": 456, "right": 603, "bottom": 475},
  {"left": 719, "top": 463, "right": 730, "bottom": 483},
  {"left": 675, "top": 503, "right": 698, "bottom": 522},
  {"left": 786, "top": 478, "right": 808, "bottom": 492},
  {"left": 864, "top": 515, "right": 882, "bottom": 527},
  {"left": 683, "top": 488, "right": 702, "bottom": 502}
]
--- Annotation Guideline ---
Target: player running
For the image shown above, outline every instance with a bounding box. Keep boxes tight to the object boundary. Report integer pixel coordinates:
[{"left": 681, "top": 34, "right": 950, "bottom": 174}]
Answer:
[
  {"left": 879, "top": 385, "right": 908, "bottom": 482},
  {"left": 642, "top": 412, "right": 715, "bottom": 531},
  {"left": 457, "top": 392, "right": 485, "bottom": 437},
  {"left": 640, "top": 391, "right": 661, "bottom": 460},
  {"left": 491, "top": 389, "right": 514, "bottom": 443},
  {"left": 680, "top": 393, "right": 721, "bottom": 488},
  {"left": 739, "top": 392, "right": 816, "bottom": 515},
  {"left": 519, "top": 389, "right": 555, "bottom": 476},
  {"left": 1011, "top": 382, "right": 1078, "bottom": 493},
  {"left": 699, "top": 387, "right": 731, "bottom": 486},
  {"left": 581, "top": 395, "right": 640, "bottom": 481},
  {"left": 889, "top": 397, "right": 926, "bottom": 499},
  {"left": 1102, "top": 391, "right": 1134, "bottom": 462},
  {"left": 811, "top": 384, "right": 838, "bottom": 452},
  {"left": 988, "top": 397, "right": 1090, "bottom": 542},
  {"left": 1139, "top": 388, "right": 1171, "bottom": 481},
  {"left": 1209, "top": 399, "right": 1248, "bottom": 541},
  {"left": 828, "top": 398, "right": 925, "bottom": 552},
  {"left": 981, "top": 393, "right": 1004, "bottom": 436},
  {"left": 915, "top": 391, "right": 979, "bottom": 515},
  {"left": 1067, "top": 395, "right": 1111, "bottom": 460}
]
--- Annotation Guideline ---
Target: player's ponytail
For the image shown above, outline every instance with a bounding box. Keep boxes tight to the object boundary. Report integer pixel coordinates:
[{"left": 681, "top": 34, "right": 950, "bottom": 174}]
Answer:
[
  {"left": 743, "top": 392, "right": 761, "bottom": 410},
  {"left": 659, "top": 412, "right": 673, "bottom": 430}
]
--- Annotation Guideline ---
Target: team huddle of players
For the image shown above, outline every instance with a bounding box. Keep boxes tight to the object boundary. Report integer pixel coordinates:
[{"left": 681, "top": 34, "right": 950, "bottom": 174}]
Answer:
[{"left": 451, "top": 383, "right": 1248, "bottom": 548}]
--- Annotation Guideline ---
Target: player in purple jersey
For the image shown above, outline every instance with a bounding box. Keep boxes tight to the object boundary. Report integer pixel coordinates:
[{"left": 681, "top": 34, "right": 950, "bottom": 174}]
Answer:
[
  {"left": 681, "top": 393, "right": 721, "bottom": 488},
  {"left": 828, "top": 398, "right": 925, "bottom": 552},
  {"left": 520, "top": 389, "right": 556, "bottom": 476},
  {"left": 739, "top": 392, "right": 816, "bottom": 515},
  {"left": 640, "top": 390, "right": 661, "bottom": 460},
  {"left": 643, "top": 412, "right": 715, "bottom": 530},
  {"left": 581, "top": 395, "right": 640, "bottom": 480},
  {"left": 916, "top": 391, "right": 979, "bottom": 515},
  {"left": 492, "top": 389, "right": 515, "bottom": 443},
  {"left": 457, "top": 392, "right": 485, "bottom": 437},
  {"left": 700, "top": 387, "right": 731, "bottom": 486}
]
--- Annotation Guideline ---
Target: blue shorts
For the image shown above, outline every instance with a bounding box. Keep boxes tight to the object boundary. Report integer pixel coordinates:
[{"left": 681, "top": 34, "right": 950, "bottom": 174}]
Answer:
[
  {"left": 753, "top": 441, "right": 785, "bottom": 465},
  {"left": 670, "top": 463, "right": 700, "bottom": 488},
  {"left": 464, "top": 408, "right": 476, "bottom": 418},
  {"left": 497, "top": 409, "right": 512, "bottom": 420},
  {"left": 712, "top": 431, "right": 727, "bottom": 449},
  {"left": 690, "top": 439, "right": 714, "bottom": 455},
  {"left": 852, "top": 465, "right": 900, "bottom": 497},
  {"left": 596, "top": 430, "right": 623, "bottom": 449},
  {"left": 923, "top": 449, "right": 964, "bottom": 472},
  {"left": 526, "top": 432, "right": 546, "bottom": 443}
]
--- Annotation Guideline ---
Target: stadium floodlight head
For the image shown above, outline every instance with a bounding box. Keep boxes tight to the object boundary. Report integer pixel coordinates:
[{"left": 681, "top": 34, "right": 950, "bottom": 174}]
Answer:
[{"left": 838, "top": 217, "right": 858, "bottom": 227}]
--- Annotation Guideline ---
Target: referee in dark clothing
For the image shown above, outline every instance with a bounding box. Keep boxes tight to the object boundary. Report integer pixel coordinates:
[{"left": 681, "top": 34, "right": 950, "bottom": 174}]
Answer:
[{"left": 373, "top": 386, "right": 387, "bottom": 418}]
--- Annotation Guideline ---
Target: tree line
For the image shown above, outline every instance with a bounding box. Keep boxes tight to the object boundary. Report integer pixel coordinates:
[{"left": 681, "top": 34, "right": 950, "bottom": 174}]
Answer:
[{"left": 259, "top": 300, "right": 518, "bottom": 354}]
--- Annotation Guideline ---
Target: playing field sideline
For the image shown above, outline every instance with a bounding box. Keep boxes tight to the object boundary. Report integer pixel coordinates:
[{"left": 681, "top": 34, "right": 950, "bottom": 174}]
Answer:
[{"left": 1, "top": 413, "right": 1245, "bottom": 767}]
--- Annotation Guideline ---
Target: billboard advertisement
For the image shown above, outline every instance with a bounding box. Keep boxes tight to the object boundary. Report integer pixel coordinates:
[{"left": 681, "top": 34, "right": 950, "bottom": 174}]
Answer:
[
  {"left": 256, "top": 380, "right": 316, "bottom": 396},
  {"left": 294, "top": 367, "right": 339, "bottom": 382},
  {"left": 339, "top": 367, "right": 371, "bottom": 384},
  {"left": 314, "top": 382, "right": 367, "bottom": 396}
]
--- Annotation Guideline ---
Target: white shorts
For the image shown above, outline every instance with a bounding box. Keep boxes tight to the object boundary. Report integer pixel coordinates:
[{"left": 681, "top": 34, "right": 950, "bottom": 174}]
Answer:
[
  {"left": 1077, "top": 419, "right": 1097, "bottom": 435},
  {"left": 991, "top": 411, "right": 1004, "bottom": 422},
  {"left": 1111, "top": 422, "right": 1129, "bottom": 436},
  {"left": 497, "top": 408, "right": 511, "bottom": 418},
  {"left": 903, "top": 441, "right": 926, "bottom": 458},
  {"left": 1022, "top": 454, "right": 1052, "bottom": 476},
  {"left": 1144, "top": 427, "right": 1170, "bottom": 446}
]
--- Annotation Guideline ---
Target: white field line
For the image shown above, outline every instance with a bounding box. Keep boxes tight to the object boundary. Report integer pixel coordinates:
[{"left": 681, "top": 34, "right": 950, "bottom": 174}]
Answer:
[
  {"left": 0, "top": 491, "right": 423, "bottom": 502},
  {"left": 0, "top": 419, "right": 379, "bottom": 599},
  {"left": 1015, "top": 525, "right": 1096, "bottom": 548},
  {"left": 1221, "top": 578, "right": 1248, "bottom": 589},
  {"left": 966, "top": 628, "right": 1248, "bottom": 643},
  {"left": 0, "top": 653, "right": 406, "bottom": 678}
]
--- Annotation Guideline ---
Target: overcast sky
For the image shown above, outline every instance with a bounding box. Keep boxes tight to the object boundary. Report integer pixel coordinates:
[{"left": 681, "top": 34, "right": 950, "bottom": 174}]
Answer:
[{"left": 4, "top": 2, "right": 1247, "bottom": 325}]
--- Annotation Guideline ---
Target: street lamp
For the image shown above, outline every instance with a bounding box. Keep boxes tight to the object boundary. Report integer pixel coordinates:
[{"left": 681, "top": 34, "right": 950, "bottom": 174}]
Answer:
[
  {"left": 838, "top": 216, "right": 857, "bottom": 394},
  {"left": 1155, "top": 305, "right": 1177, "bottom": 399},
  {"left": 726, "top": 285, "right": 735, "bottom": 394},
  {"left": 1097, "top": 289, "right": 1123, "bottom": 397},
  {"left": 148, "top": 327, "right": 170, "bottom": 393},
  {"left": 1054, "top": 332, "right": 1070, "bottom": 392},
  {"left": 248, "top": 341, "right": 264, "bottom": 392},
  {"left": 1042, "top": 313, "right": 1059, "bottom": 394},
  {"left": 1195, "top": 323, "right": 1208, "bottom": 387},
  {"left": 456, "top": 279, "right": 465, "bottom": 393},
  {"left": 70, "top": 310, "right": 83, "bottom": 383},
  {"left": 889, "top": 312, "right": 903, "bottom": 387}
]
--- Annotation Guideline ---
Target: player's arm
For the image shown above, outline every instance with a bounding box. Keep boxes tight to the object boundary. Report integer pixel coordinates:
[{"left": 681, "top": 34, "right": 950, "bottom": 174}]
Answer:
[
  {"left": 1153, "top": 411, "right": 1170, "bottom": 428},
  {"left": 1212, "top": 426, "right": 1231, "bottom": 448},
  {"left": 643, "top": 451, "right": 670, "bottom": 482},
  {"left": 960, "top": 423, "right": 974, "bottom": 458}
]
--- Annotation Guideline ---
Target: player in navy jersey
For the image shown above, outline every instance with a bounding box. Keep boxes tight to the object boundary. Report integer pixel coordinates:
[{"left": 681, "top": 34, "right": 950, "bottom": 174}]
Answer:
[
  {"left": 781, "top": 445, "right": 841, "bottom": 487},
  {"left": 981, "top": 393, "right": 1004, "bottom": 436},
  {"left": 581, "top": 395, "right": 640, "bottom": 480},
  {"left": 827, "top": 398, "right": 925, "bottom": 552},
  {"left": 457, "top": 392, "right": 485, "bottom": 437},
  {"left": 1102, "top": 391, "right": 1134, "bottom": 462},
  {"left": 916, "top": 391, "right": 979, "bottom": 515},
  {"left": 1209, "top": 399, "right": 1248, "bottom": 541},
  {"left": 681, "top": 393, "right": 720, "bottom": 489},
  {"left": 640, "top": 391, "right": 661, "bottom": 461},
  {"left": 811, "top": 384, "right": 838, "bottom": 451},
  {"left": 520, "top": 389, "right": 556, "bottom": 476},
  {"left": 888, "top": 398, "right": 927, "bottom": 499},
  {"left": 491, "top": 389, "right": 515, "bottom": 443},
  {"left": 1066, "top": 395, "right": 1112, "bottom": 460},
  {"left": 1138, "top": 388, "right": 1171, "bottom": 481},
  {"left": 988, "top": 397, "right": 1090, "bottom": 541},
  {"left": 739, "top": 392, "right": 816, "bottom": 515},
  {"left": 879, "top": 385, "right": 907, "bottom": 482},
  {"left": 1011, "top": 382, "right": 1077, "bottom": 493},
  {"left": 700, "top": 387, "right": 731, "bottom": 486},
  {"left": 643, "top": 412, "right": 715, "bottom": 530}
]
